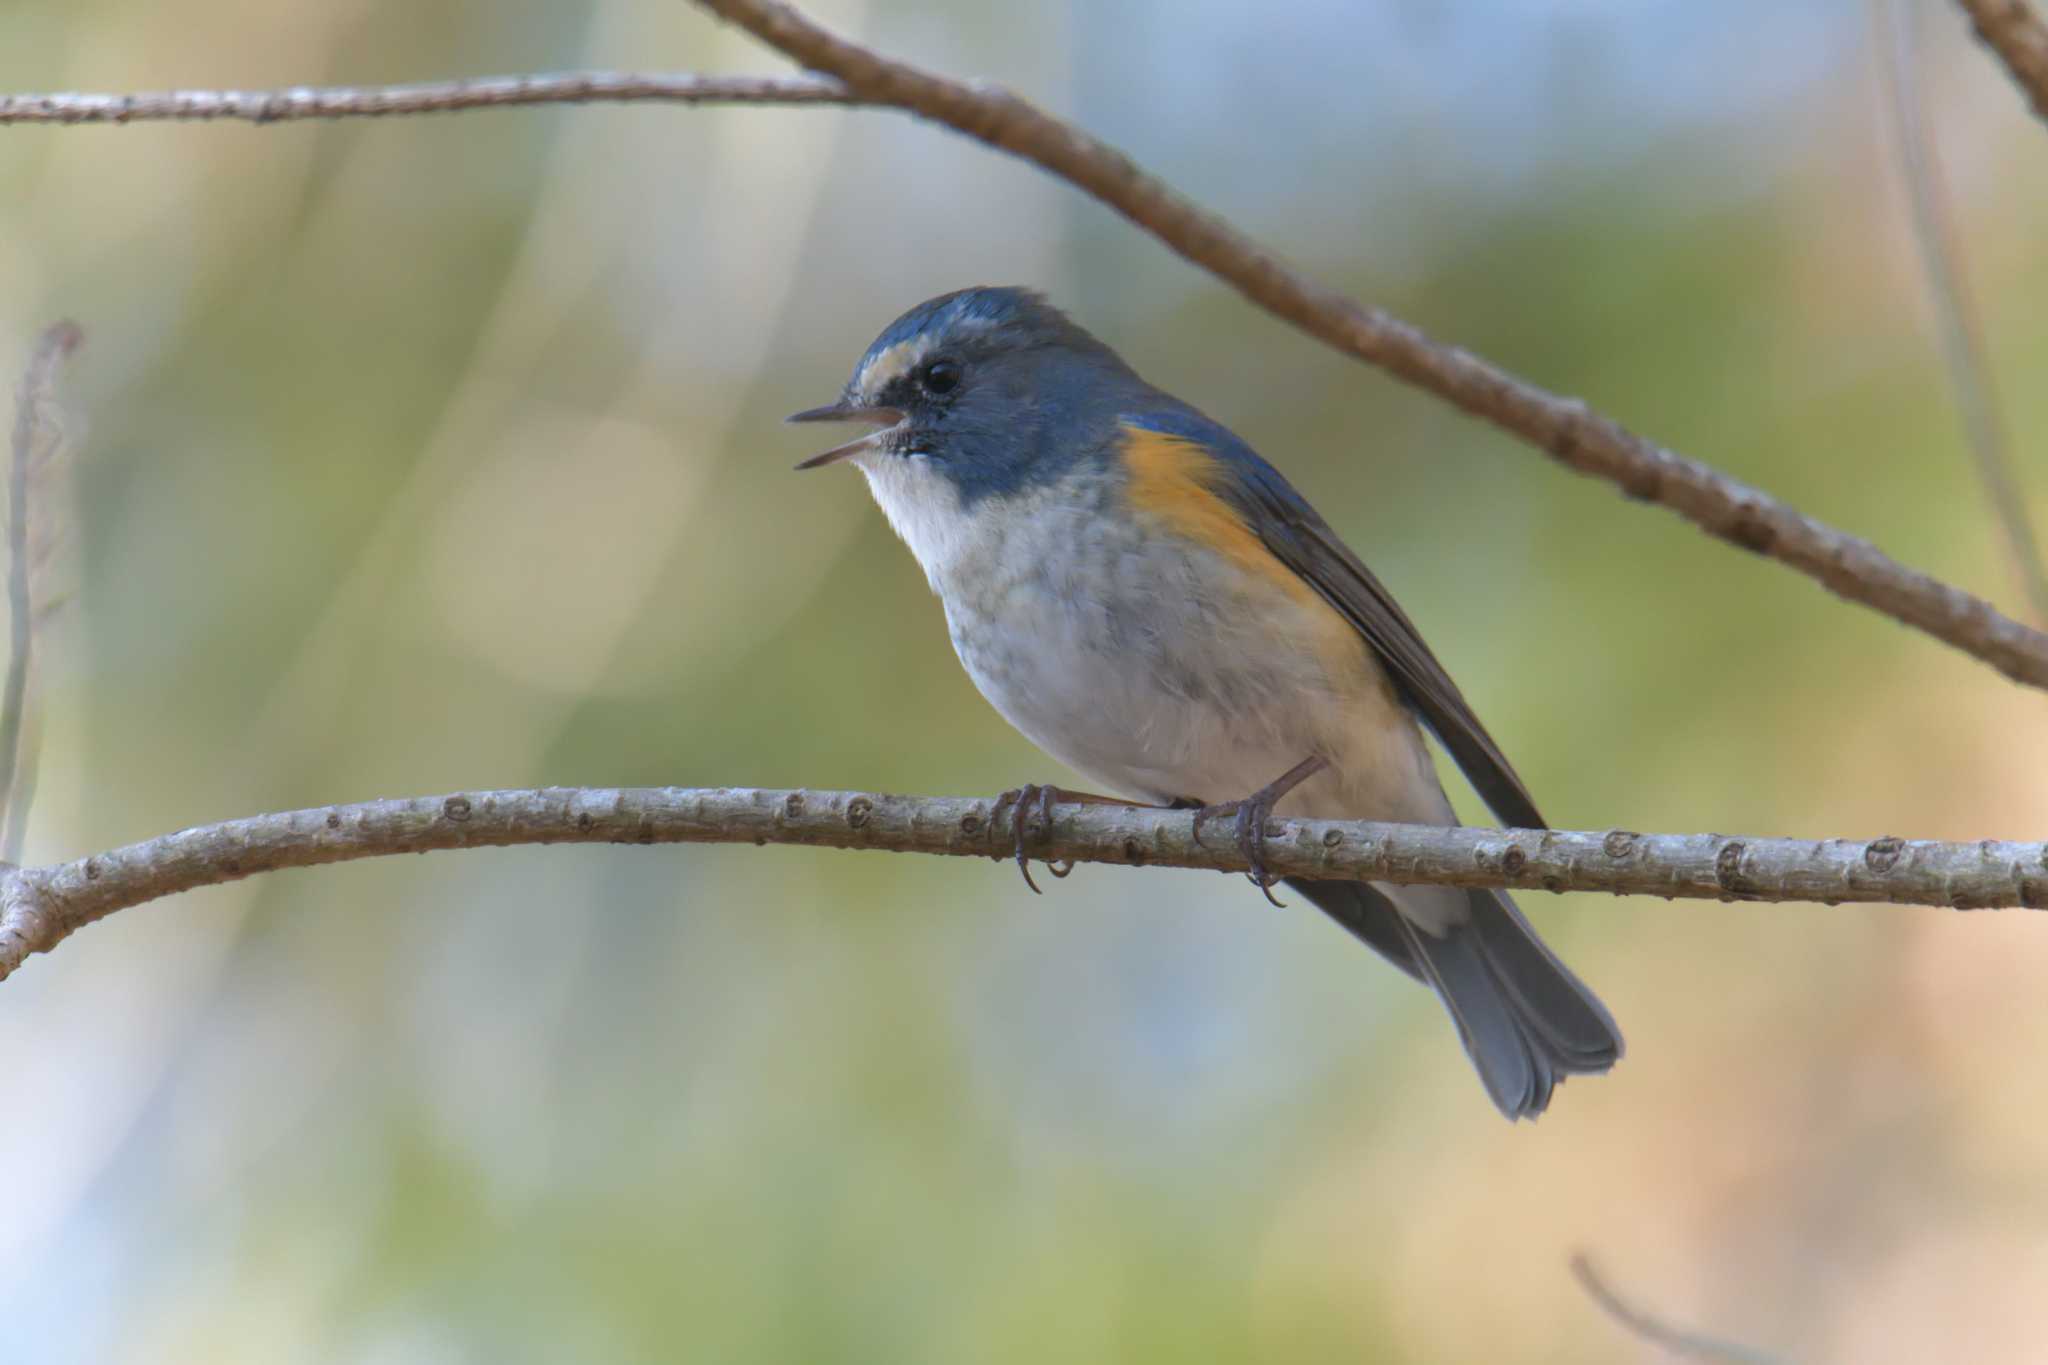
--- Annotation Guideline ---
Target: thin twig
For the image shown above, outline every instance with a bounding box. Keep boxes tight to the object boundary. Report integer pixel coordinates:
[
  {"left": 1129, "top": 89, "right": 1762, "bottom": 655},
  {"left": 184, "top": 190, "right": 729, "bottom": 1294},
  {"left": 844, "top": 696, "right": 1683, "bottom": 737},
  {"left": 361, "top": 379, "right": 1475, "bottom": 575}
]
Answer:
[
  {"left": 1, "top": 785, "right": 2043, "bottom": 982},
  {"left": 1, "top": 323, "right": 81, "bottom": 859},
  {"left": 5, "top": 52, "right": 2048, "bottom": 689},
  {"left": 0, "top": 73, "right": 853, "bottom": 125},
  {"left": 1955, "top": 0, "right": 2048, "bottom": 124},
  {"left": 688, "top": 0, "right": 2048, "bottom": 691},
  {"left": 1877, "top": 0, "right": 2048, "bottom": 622},
  {"left": 1571, "top": 1253, "right": 1788, "bottom": 1365}
]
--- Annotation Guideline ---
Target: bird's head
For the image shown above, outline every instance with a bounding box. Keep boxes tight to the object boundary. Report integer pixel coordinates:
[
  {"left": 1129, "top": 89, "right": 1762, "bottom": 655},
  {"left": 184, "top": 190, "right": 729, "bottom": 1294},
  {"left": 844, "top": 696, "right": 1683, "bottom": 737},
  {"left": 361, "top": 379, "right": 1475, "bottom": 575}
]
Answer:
[{"left": 789, "top": 286, "right": 1139, "bottom": 505}]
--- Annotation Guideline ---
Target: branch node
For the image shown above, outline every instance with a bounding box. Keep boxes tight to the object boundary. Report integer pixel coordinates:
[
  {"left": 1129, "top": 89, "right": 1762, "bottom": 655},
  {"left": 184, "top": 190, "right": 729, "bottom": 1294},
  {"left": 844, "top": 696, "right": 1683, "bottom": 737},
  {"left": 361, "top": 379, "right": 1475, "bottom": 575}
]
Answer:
[
  {"left": 1864, "top": 835, "right": 1905, "bottom": 872},
  {"left": 1714, "top": 840, "right": 1755, "bottom": 895}
]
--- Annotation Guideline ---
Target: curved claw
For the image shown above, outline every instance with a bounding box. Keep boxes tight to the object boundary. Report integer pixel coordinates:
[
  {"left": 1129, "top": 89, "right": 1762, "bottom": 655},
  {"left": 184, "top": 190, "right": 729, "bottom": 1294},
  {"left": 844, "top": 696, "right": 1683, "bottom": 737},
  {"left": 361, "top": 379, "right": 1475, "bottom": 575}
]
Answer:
[
  {"left": 1035, "top": 785, "right": 1074, "bottom": 879},
  {"left": 1188, "top": 756, "right": 1329, "bottom": 910},
  {"left": 991, "top": 782, "right": 1147, "bottom": 891},
  {"left": 1011, "top": 784, "right": 1044, "bottom": 894},
  {"left": 1236, "top": 796, "right": 1288, "bottom": 908},
  {"left": 988, "top": 787, "right": 1031, "bottom": 892}
]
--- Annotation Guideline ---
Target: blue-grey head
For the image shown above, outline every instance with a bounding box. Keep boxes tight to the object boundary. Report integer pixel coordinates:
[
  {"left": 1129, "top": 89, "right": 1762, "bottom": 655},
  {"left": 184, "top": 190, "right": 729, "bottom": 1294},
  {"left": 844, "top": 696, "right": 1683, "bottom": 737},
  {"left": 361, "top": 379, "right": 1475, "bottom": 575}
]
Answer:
[{"left": 789, "top": 287, "right": 1146, "bottom": 508}]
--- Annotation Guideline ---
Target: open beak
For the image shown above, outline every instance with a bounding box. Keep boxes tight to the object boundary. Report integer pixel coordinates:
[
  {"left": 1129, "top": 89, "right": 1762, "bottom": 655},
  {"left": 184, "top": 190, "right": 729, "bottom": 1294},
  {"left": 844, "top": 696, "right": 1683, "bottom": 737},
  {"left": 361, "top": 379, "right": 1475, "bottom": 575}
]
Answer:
[{"left": 786, "top": 402, "right": 905, "bottom": 470}]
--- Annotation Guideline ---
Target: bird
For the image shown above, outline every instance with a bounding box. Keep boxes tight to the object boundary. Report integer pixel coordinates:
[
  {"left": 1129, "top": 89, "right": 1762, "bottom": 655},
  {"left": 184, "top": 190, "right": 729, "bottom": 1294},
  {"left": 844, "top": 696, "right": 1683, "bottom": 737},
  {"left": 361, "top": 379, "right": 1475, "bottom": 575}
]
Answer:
[{"left": 788, "top": 286, "right": 1620, "bottom": 1119}]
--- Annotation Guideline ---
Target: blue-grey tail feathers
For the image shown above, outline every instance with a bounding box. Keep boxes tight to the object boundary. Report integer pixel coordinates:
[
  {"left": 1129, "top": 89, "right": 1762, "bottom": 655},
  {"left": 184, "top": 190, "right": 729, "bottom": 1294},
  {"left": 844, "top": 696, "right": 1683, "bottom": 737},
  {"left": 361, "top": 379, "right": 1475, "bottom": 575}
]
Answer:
[{"left": 1285, "top": 878, "right": 1622, "bottom": 1120}]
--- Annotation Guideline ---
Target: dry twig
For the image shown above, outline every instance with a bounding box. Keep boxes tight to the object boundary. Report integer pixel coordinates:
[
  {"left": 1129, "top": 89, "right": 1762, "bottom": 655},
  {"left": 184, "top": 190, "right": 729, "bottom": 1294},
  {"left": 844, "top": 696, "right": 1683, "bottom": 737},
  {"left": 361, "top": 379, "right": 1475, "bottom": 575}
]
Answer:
[
  {"left": 2, "top": 785, "right": 2042, "bottom": 983},
  {"left": 1571, "top": 1253, "right": 1788, "bottom": 1365},
  {"left": 0, "top": 73, "right": 851, "bottom": 124},
  {"left": 1, "top": 323, "right": 81, "bottom": 859},
  {"left": 1876, "top": 0, "right": 2048, "bottom": 622}
]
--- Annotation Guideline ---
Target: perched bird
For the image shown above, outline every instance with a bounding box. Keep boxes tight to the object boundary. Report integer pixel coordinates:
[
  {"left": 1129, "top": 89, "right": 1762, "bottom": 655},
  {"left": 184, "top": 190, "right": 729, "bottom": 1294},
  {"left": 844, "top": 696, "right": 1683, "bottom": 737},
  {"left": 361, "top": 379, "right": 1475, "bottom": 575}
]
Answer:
[{"left": 790, "top": 287, "right": 1620, "bottom": 1119}]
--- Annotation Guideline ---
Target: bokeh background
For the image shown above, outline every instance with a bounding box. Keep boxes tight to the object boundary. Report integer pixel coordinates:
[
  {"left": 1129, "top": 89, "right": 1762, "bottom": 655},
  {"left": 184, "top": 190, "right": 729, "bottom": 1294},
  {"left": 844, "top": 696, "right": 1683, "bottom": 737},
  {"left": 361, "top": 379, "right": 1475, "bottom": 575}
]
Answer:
[{"left": 4, "top": 0, "right": 2048, "bottom": 1360}]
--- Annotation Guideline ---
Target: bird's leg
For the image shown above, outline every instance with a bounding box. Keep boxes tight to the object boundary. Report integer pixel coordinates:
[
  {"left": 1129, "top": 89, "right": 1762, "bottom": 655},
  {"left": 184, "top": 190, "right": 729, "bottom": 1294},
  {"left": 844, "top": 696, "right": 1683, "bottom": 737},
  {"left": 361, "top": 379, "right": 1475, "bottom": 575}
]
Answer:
[
  {"left": 989, "top": 784, "right": 1152, "bottom": 894},
  {"left": 1188, "top": 755, "right": 1330, "bottom": 907}
]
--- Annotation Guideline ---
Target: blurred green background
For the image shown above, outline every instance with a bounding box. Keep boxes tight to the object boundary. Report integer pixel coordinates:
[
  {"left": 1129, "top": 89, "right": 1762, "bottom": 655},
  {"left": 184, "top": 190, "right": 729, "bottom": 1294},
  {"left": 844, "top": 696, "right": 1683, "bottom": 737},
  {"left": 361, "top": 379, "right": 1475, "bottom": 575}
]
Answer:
[{"left": 5, "top": 0, "right": 2048, "bottom": 1360}]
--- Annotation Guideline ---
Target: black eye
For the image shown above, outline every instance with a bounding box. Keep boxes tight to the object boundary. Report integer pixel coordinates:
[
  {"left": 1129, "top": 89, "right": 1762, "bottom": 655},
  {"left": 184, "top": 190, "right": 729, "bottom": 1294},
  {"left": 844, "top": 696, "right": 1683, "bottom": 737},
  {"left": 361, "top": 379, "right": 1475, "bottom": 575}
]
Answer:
[{"left": 920, "top": 358, "right": 962, "bottom": 396}]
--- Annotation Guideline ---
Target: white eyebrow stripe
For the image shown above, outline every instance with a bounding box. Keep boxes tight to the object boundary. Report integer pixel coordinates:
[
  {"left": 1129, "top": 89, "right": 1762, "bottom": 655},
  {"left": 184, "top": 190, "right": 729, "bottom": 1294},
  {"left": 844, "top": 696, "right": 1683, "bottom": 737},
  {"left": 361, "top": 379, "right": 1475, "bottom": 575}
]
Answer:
[{"left": 856, "top": 336, "right": 933, "bottom": 396}]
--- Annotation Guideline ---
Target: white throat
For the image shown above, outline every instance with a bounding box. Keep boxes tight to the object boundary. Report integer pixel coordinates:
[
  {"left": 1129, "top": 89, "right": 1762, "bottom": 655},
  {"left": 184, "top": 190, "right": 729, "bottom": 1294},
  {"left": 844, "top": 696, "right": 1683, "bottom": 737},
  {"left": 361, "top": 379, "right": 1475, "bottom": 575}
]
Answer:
[{"left": 853, "top": 451, "right": 980, "bottom": 591}]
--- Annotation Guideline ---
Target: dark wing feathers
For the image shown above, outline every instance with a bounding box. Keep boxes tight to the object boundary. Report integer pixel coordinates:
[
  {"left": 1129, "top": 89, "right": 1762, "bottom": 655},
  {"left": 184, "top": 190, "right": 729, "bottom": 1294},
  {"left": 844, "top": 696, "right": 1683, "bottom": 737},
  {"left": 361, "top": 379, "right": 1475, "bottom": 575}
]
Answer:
[{"left": 1127, "top": 407, "right": 1547, "bottom": 832}]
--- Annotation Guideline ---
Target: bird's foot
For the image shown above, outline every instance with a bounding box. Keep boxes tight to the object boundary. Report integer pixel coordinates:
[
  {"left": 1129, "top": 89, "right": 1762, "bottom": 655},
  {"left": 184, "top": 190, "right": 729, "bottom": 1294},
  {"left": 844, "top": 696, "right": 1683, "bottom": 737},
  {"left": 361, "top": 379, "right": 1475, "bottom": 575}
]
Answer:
[
  {"left": 1188, "top": 755, "right": 1329, "bottom": 907},
  {"left": 989, "top": 784, "right": 1149, "bottom": 893}
]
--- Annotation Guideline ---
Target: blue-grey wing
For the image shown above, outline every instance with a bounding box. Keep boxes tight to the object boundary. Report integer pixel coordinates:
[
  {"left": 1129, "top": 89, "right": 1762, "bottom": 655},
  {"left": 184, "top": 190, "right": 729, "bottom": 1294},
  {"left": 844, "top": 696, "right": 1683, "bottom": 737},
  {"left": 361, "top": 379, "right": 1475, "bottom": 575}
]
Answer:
[{"left": 1125, "top": 405, "right": 1546, "bottom": 832}]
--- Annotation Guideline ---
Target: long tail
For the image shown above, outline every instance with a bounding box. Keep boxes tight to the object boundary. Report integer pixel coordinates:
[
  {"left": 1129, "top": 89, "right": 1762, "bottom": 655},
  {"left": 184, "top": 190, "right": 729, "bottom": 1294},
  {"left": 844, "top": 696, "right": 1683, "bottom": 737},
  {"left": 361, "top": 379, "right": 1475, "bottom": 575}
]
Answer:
[{"left": 1287, "top": 878, "right": 1622, "bottom": 1119}]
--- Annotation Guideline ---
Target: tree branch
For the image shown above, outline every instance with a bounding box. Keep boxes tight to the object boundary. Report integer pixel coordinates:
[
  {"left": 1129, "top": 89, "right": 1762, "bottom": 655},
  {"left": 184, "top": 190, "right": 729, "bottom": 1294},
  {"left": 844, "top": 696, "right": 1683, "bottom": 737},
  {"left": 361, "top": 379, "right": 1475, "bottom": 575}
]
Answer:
[
  {"left": 691, "top": 0, "right": 2048, "bottom": 691},
  {"left": 1, "top": 323, "right": 80, "bottom": 859},
  {"left": 2, "top": 785, "right": 2041, "bottom": 983},
  {"left": 0, "top": 73, "right": 852, "bottom": 124},
  {"left": 1878, "top": 0, "right": 2048, "bottom": 623},
  {"left": 1956, "top": 0, "right": 2048, "bottom": 125},
  {"left": 1570, "top": 1253, "right": 1788, "bottom": 1365},
  {"left": 5, "top": 36, "right": 2048, "bottom": 689}
]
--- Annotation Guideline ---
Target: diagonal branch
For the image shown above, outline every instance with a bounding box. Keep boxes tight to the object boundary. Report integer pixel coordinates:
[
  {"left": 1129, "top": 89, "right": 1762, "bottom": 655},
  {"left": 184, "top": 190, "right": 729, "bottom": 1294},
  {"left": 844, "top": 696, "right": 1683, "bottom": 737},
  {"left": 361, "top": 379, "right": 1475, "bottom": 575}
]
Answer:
[
  {"left": 1884, "top": 1, "right": 2048, "bottom": 626},
  {"left": 4, "top": 47, "right": 2048, "bottom": 688},
  {"left": 1878, "top": 0, "right": 2048, "bottom": 623},
  {"left": 0, "top": 73, "right": 852, "bottom": 124},
  {"left": 1955, "top": 0, "right": 2048, "bottom": 124},
  {"left": 693, "top": 0, "right": 2048, "bottom": 691},
  {"left": 2, "top": 785, "right": 2042, "bottom": 983},
  {"left": 1570, "top": 1253, "right": 1789, "bottom": 1365}
]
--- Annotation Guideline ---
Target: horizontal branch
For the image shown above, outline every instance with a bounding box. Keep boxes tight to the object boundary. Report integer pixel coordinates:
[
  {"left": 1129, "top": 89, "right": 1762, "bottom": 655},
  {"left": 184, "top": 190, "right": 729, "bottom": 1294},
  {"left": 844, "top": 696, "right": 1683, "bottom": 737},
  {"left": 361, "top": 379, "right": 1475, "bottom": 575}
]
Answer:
[
  {"left": 0, "top": 72, "right": 852, "bottom": 125},
  {"left": 2, "top": 785, "right": 2041, "bottom": 983},
  {"left": 1956, "top": 0, "right": 2048, "bottom": 126},
  {"left": 6, "top": 42, "right": 2045, "bottom": 688}
]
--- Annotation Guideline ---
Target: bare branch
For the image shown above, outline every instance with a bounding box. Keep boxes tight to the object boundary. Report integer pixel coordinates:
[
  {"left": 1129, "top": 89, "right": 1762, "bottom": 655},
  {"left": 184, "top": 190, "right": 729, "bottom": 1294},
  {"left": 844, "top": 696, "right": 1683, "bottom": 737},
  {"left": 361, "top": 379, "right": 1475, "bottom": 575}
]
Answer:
[
  {"left": 0, "top": 73, "right": 852, "bottom": 125},
  {"left": 3, "top": 43, "right": 2044, "bottom": 686},
  {"left": 690, "top": 0, "right": 2048, "bottom": 691},
  {"left": 1571, "top": 1253, "right": 1788, "bottom": 1365},
  {"left": 2, "top": 785, "right": 2042, "bottom": 983},
  {"left": 4, "top": 48, "right": 2048, "bottom": 687},
  {"left": 1, "top": 323, "right": 81, "bottom": 860},
  {"left": 1956, "top": 0, "right": 2048, "bottom": 124},
  {"left": 1877, "top": 0, "right": 2048, "bottom": 622}
]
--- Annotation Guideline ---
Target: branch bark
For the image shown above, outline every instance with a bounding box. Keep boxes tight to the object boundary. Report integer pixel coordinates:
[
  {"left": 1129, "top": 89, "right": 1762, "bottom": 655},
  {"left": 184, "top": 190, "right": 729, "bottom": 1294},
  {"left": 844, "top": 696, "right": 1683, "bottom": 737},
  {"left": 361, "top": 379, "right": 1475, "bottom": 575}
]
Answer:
[
  {"left": 0, "top": 73, "right": 852, "bottom": 124},
  {"left": 3, "top": 785, "right": 2042, "bottom": 983},
  {"left": 1956, "top": 0, "right": 2048, "bottom": 125},
  {"left": 5, "top": 35, "right": 2048, "bottom": 689}
]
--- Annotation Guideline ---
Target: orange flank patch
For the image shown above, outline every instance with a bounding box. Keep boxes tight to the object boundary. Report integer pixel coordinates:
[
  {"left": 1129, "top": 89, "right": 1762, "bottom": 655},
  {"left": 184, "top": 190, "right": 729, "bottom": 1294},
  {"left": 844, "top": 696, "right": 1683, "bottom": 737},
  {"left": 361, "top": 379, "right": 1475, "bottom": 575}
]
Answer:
[
  {"left": 1118, "top": 424, "right": 1316, "bottom": 605},
  {"left": 1118, "top": 423, "right": 1367, "bottom": 681}
]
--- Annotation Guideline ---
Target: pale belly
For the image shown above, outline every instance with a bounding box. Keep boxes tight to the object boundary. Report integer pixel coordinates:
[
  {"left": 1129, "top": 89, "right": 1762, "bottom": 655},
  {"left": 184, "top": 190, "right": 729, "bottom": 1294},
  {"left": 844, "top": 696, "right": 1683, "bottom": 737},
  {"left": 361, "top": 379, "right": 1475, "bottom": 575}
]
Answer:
[
  {"left": 855, "top": 450, "right": 1466, "bottom": 932},
  {"left": 934, "top": 513, "right": 1449, "bottom": 825},
  {"left": 853, "top": 449, "right": 1451, "bottom": 826}
]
